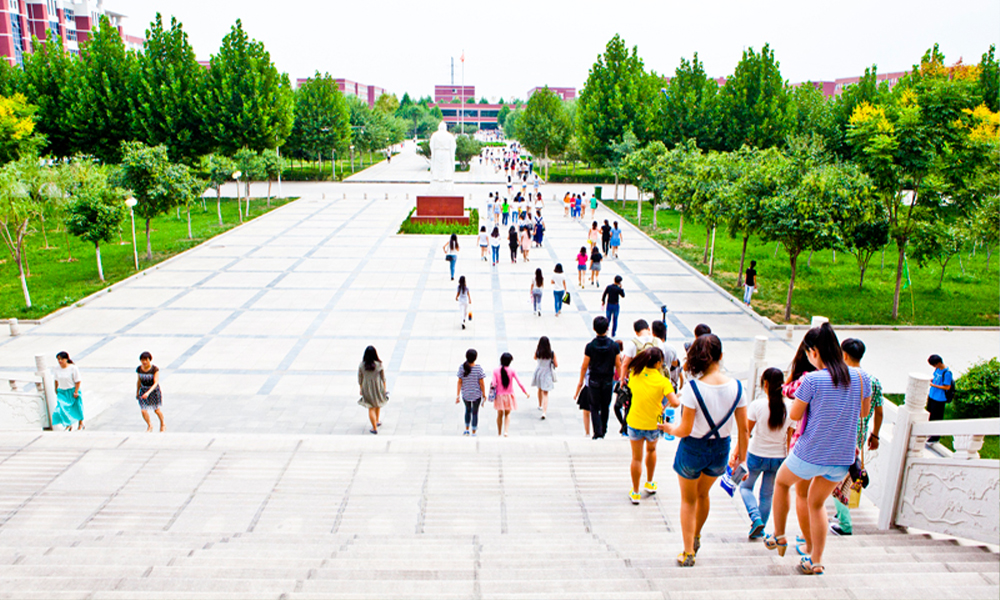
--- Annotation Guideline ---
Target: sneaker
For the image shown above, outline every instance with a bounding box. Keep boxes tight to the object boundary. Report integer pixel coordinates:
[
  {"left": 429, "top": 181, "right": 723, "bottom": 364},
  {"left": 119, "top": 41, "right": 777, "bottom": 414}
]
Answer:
[
  {"left": 629, "top": 490, "right": 641, "bottom": 505},
  {"left": 540, "top": 414, "right": 546, "bottom": 420},
  {"left": 829, "top": 524, "right": 851, "bottom": 536},
  {"left": 461, "top": 324, "right": 466, "bottom": 330},
  {"left": 463, "top": 430, "right": 470, "bottom": 436},
  {"left": 471, "top": 430, "right": 477, "bottom": 437},
  {"left": 643, "top": 481, "right": 657, "bottom": 494},
  {"left": 749, "top": 520, "right": 766, "bottom": 539}
]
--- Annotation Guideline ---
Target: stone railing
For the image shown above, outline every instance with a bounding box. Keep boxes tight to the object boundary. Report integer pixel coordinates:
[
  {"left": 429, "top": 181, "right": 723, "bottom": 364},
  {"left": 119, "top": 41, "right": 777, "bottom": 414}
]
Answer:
[
  {"left": 875, "top": 372, "right": 999, "bottom": 545},
  {"left": 0, "top": 355, "right": 57, "bottom": 431}
]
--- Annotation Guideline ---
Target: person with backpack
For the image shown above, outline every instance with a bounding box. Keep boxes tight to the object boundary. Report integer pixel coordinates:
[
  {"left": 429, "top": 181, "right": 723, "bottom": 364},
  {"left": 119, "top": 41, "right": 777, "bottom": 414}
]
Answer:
[
  {"left": 601, "top": 276, "right": 626, "bottom": 337},
  {"left": 626, "top": 347, "right": 678, "bottom": 504},
  {"left": 456, "top": 349, "right": 487, "bottom": 436},
  {"left": 830, "top": 338, "right": 884, "bottom": 536},
  {"left": 651, "top": 320, "right": 683, "bottom": 391},
  {"left": 764, "top": 322, "right": 871, "bottom": 576},
  {"left": 574, "top": 316, "right": 622, "bottom": 439},
  {"left": 659, "top": 334, "right": 748, "bottom": 567},
  {"left": 614, "top": 320, "right": 657, "bottom": 435},
  {"left": 925, "top": 354, "right": 953, "bottom": 443},
  {"left": 739, "top": 367, "right": 795, "bottom": 538}
]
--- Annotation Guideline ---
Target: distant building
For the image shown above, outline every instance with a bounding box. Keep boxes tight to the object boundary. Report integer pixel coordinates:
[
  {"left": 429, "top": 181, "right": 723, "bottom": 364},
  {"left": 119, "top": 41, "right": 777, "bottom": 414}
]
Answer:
[
  {"left": 528, "top": 86, "right": 576, "bottom": 101},
  {"left": 829, "top": 71, "right": 908, "bottom": 96},
  {"left": 1, "top": 0, "right": 143, "bottom": 66},
  {"left": 434, "top": 84, "right": 474, "bottom": 103},
  {"left": 293, "top": 77, "right": 386, "bottom": 108},
  {"left": 429, "top": 102, "right": 508, "bottom": 131}
]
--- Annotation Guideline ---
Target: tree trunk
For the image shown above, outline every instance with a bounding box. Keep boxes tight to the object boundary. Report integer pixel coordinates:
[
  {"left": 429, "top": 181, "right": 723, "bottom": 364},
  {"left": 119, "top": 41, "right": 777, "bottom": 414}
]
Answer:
[
  {"left": 677, "top": 212, "right": 684, "bottom": 242},
  {"left": 832, "top": 249, "right": 836, "bottom": 263},
  {"left": 40, "top": 215, "right": 49, "bottom": 248},
  {"left": 186, "top": 206, "right": 192, "bottom": 239},
  {"left": 636, "top": 189, "right": 641, "bottom": 226},
  {"left": 614, "top": 173, "right": 619, "bottom": 202},
  {"left": 774, "top": 242, "right": 780, "bottom": 258},
  {"left": 245, "top": 182, "right": 251, "bottom": 217},
  {"left": 737, "top": 236, "right": 749, "bottom": 287},
  {"left": 544, "top": 146, "right": 549, "bottom": 182},
  {"left": 988, "top": 246, "right": 992, "bottom": 270},
  {"left": 216, "top": 188, "right": 223, "bottom": 227},
  {"left": 807, "top": 250, "right": 813, "bottom": 267},
  {"left": 708, "top": 227, "right": 717, "bottom": 276},
  {"left": 63, "top": 228, "right": 75, "bottom": 261},
  {"left": 785, "top": 250, "right": 800, "bottom": 322},
  {"left": 18, "top": 256, "right": 31, "bottom": 308},
  {"left": 145, "top": 218, "right": 152, "bottom": 261},
  {"left": 267, "top": 180, "right": 272, "bottom": 208},
  {"left": 891, "top": 244, "right": 905, "bottom": 320},
  {"left": 95, "top": 242, "right": 104, "bottom": 282},
  {"left": 702, "top": 228, "right": 711, "bottom": 263},
  {"left": 938, "top": 256, "right": 951, "bottom": 288},
  {"left": 880, "top": 248, "right": 884, "bottom": 271}
]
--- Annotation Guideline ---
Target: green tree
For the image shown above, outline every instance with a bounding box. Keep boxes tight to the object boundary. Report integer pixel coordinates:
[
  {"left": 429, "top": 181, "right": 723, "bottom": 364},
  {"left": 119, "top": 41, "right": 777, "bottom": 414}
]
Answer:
[
  {"left": 233, "top": 147, "right": 264, "bottom": 219},
  {"left": 166, "top": 162, "right": 206, "bottom": 239},
  {"left": 374, "top": 93, "right": 399, "bottom": 115},
  {"left": 0, "top": 58, "right": 21, "bottom": 97},
  {"left": 660, "top": 139, "right": 703, "bottom": 242},
  {"left": 576, "top": 34, "right": 660, "bottom": 163},
  {"left": 260, "top": 148, "right": 282, "bottom": 205},
  {"left": 0, "top": 161, "right": 37, "bottom": 307},
  {"left": 20, "top": 31, "right": 76, "bottom": 158},
  {"left": 717, "top": 44, "right": 791, "bottom": 151},
  {"left": 503, "top": 108, "right": 522, "bottom": 139},
  {"left": 658, "top": 53, "right": 720, "bottom": 150},
  {"left": 201, "top": 153, "right": 235, "bottom": 226},
  {"left": 727, "top": 147, "right": 787, "bottom": 286},
  {"left": 977, "top": 45, "right": 998, "bottom": 111},
  {"left": 205, "top": 20, "right": 294, "bottom": 154},
  {"left": 829, "top": 67, "right": 889, "bottom": 159},
  {"left": 910, "top": 221, "right": 968, "bottom": 288},
  {"left": 112, "top": 141, "right": 174, "bottom": 260},
  {"left": 66, "top": 173, "right": 127, "bottom": 281},
  {"left": 13, "top": 154, "right": 59, "bottom": 249},
  {"left": 788, "top": 83, "right": 835, "bottom": 142},
  {"left": 518, "top": 87, "right": 572, "bottom": 179},
  {"left": 497, "top": 104, "right": 511, "bottom": 129},
  {"left": 70, "top": 16, "right": 135, "bottom": 162},
  {"left": 286, "top": 72, "right": 351, "bottom": 168},
  {"left": 455, "top": 135, "right": 482, "bottom": 167},
  {"left": 0, "top": 94, "right": 43, "bottom": 163},
  {"left": 131, "top": 14, "right": 209, "bottom": 163},
  {"left": 843, "top": 206, "right": 890, "bottom": 289}
]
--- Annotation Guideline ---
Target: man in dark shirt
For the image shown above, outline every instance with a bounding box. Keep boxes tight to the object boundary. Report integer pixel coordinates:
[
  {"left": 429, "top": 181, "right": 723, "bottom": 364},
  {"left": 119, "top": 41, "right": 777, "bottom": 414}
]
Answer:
[
  {"left": 600, "top": 220, "right": 612, "bottom": 255},
  {"left": 601, "top": 275, "right": 626, "bottom": 337},
  {"left": 743, "top": 260, "right": 757, "bottom": 306},
  {"left": 575, "top": 316, "right": 621, "bottom": 439}
]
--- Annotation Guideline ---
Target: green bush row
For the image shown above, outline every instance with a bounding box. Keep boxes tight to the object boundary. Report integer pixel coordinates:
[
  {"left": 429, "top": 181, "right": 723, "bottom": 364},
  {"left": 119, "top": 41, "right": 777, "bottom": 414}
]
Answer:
[
  {"left": 398, "top": 208, "right": 480, "bottom": 235},
  {"left": 953, "top": 357, "right": 1000, "bottom": 420}
]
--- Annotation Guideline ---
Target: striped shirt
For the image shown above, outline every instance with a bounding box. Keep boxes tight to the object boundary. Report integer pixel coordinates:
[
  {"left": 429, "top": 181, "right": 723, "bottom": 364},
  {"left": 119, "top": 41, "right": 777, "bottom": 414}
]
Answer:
[
  {"left": 793, "top": 367, "right": 871, "bottom": 466},
  {"left": 457, "top": 364, "right": 486, "bottom": 401}
]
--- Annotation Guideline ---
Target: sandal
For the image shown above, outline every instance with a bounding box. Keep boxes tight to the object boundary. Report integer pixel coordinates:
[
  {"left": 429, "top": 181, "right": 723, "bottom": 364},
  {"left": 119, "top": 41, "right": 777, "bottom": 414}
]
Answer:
[
  {"left": 763, "top": 534, "right": 788, "bottom": 557},
  {"left": 369, "top": 429, "right": 378, "bottom": 435},
  {"left": 676, "top": 551, "right": 696, "bottom": 567},
  {"left": 795, "top": 543, "right": 810, "bottom": 556},
  {"left": 799, "top": 556, "right": 824, "bottom": 575},
  {"left": 693, "top": 535, "right": 701, "bottom": 554}
]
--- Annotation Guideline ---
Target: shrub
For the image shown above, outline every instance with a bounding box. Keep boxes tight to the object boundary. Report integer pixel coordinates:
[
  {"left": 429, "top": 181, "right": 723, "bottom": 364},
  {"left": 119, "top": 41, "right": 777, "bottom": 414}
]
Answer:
[
  {"left": 952, "top": 357, "right": 1000, "bottom": 419},
  {"left": 398, "top": 208, "right": 479, "bottom": 235}
]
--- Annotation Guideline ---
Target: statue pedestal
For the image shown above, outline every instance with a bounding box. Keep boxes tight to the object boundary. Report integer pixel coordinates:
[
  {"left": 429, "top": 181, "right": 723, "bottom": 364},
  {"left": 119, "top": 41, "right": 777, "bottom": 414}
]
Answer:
[{"left": 413, "top": 195, "right": 468, "bottom": 225}]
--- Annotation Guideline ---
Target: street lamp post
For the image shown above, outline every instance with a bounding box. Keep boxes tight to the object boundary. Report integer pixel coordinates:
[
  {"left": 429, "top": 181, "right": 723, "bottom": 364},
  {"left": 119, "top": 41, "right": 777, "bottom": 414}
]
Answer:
[
  {"left": 125, "top": 197, "right": 138, "bottom": 270},
  {"left": 350, "top": 145, "right": 355, "bottom": 173},
  {"left": 232, "top": 171, "right": 243, "bottom": 222},
  {"left": 332, "top": 147, "right": 336, "bottom": 179}
]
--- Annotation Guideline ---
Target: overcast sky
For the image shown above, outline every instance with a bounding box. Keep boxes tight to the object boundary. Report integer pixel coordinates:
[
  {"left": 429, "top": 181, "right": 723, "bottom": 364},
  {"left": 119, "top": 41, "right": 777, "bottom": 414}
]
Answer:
[{"left": 111, "top": 0, "right": 998, "bottom": 101}]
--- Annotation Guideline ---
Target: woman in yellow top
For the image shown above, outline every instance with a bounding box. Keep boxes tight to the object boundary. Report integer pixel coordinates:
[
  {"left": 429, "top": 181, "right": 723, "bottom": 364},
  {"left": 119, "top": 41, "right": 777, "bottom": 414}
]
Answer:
[{"left": 626, "top": 347, "right": 679, "bottom": 504}]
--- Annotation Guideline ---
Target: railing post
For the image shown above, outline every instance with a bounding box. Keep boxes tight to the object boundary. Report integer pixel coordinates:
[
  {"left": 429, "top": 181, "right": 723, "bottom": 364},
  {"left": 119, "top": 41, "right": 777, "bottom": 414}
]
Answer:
[
  {"left": 748, "top": 335, "right": 767, "bottom": 402},
  {"left": 35, "top": 354, "right": 55, "bottom": 430},
  {"left": 9, "top": 318, "right": 20, "bottom": 337},
  {"left": 877, "top": 372, "right": 931, "bottom": 530}
]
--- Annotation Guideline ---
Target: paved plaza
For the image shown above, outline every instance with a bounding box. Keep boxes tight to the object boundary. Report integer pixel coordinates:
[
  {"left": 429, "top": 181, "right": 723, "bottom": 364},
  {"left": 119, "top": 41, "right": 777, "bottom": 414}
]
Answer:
[{"left": 0, "top": 145, "right": 997, "bottom": 598}]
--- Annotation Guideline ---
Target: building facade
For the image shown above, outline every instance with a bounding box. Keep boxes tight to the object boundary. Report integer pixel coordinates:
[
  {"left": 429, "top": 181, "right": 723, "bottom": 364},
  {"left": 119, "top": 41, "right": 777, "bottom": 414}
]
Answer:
[
  {"left": 292, "top": 77, "right": 386, "bottom": 109},
  {"left": 434, "top": 84, "right": 474, "bottom": 103},
  {"left": 527, "top": 86, "right": 575, "bottom": 101},
  {"left": 1, "top": 0, "right": 142, "bottom": 66}
]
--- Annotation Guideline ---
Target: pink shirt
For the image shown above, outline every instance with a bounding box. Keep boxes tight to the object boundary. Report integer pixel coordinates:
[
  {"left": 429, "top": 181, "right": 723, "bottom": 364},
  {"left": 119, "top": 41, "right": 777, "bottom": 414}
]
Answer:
[
  {"left": 577, "top": 253, "right": 587, "bottom": 267},
  {"left": 492, "top": 367, "right": 527, "bottom": 395}
]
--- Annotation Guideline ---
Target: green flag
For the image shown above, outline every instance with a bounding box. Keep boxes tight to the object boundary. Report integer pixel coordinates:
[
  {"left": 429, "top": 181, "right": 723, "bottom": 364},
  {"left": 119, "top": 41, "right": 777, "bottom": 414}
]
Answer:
[{"left": 902, "top": 254, "right": 912, "bottom": 290}]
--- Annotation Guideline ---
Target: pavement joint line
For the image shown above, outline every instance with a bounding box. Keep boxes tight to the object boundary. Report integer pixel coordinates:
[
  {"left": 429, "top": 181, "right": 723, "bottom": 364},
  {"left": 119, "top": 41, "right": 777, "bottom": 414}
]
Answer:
[
  {"left": 0, "top": 434, "right": 41, "bottom": 467},
  {"left": 499, "top": 455, "right": 508, "bottom": 535},
  {"left": 386, "top": 245, "right": 437, "bottom": 394},
  {"left": 255, "top": 198, "right": 389, "bottom": 395},
  {"left": 491, "top": 262, "right": 508, "bottom": 355},
  {"left": 415, "top": 456, "right": 431, "bottom": 534},
  {"left": 0, "top": 448, "right": 89, "bottom": 529},
  {"left": 247, "top": 439, "right": 302, "bottom": 533},
  {"left": 330, "top": 454, "right": 363, "bottom": 534},
  {"left": 76, "top": 450, "right": 159, "bottom": 531},
  {"left": 164, "top": 452, "right": 226, "bottom": 532},
  {"left": 565, "top": 443, "right": 593, "bottom": 534}
]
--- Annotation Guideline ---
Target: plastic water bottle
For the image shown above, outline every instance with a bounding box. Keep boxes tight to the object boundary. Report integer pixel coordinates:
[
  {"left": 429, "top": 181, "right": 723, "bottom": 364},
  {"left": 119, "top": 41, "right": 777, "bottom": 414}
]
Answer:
[
  {"left": 720, "top": 463, "right": 747, "bottom": 497},
  {"left": 660, "top": 407, "right": 675, "bottom": 441}
]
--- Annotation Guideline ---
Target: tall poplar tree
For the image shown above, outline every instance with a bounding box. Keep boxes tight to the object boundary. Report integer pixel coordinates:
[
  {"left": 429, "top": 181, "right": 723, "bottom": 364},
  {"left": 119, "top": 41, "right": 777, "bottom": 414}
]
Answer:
[
  {"left": 131, "top": 14, "right": 210, "bottom": 163},
  {"left": 717, "top": 44, "right": 791, "bottom": 151},
  {"left": 286, "top": 72, "right": 351, "bottom": 164},
  {"left": 658, "top": 53, "right": 721, "bottom": 151},
  {"left": 21, "top": 30, "right": 77, "bottom": 158},
  {"left": 519, "top": 87, "right": 572, "bottom": 179},
  {"left": 205, "top": 20, "right": 294, "bottom": 154}
]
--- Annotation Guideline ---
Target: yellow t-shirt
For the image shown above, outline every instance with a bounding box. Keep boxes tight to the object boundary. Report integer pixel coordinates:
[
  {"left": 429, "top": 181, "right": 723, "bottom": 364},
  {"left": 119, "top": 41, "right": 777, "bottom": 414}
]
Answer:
[{"left": 626, "top": 367, "right": 675, "bottom": 431}]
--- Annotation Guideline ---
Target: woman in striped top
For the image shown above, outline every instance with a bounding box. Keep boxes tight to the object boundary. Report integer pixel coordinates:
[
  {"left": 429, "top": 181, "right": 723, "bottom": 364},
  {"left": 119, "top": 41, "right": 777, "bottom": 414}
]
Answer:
[
  {"left": 456, "top": 349, "right": 487, "bottom": 436},
  {"left": 764, "top": 322, "right": 871, "bottom": 576}
]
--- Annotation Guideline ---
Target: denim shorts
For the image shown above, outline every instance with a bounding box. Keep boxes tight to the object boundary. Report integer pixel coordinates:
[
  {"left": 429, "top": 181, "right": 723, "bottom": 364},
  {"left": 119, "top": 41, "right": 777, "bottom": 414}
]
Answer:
[
  {"left": 673, "top": 436, "right": 731, "bottom": 480},
  {"left": 784, "top": 452, "right": 850, "bottom": 483},
  {"left": 627, "top": 427, "right": 659, "bottom": 443},
  {"left": 577, "top": 264, "right": 586, "bottom": 271}
]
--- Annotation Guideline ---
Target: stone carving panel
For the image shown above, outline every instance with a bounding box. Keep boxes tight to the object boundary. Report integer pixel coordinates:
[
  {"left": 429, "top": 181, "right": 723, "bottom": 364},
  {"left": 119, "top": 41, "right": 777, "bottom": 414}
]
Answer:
[
  {"left": 896, "top": 458, "right": 1000, "bottom": 545},
  {"left": 0, "top": 392, "right": 47, "bottom": 430}
]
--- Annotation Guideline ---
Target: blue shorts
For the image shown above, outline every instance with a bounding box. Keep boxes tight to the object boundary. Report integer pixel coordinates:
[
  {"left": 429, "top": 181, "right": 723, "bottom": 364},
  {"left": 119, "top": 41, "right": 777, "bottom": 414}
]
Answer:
[
  {"left": 627, "top": 427, "right": 659, "bottom": 443},
  {"left": 577, "top": 265, "right": 586, "bottom": 271},
  {"left": 784, "top": 452, "right": 850, "bottom": 483},
  {"left": 673, "top": 436, "right": 730, "bottom": 480}
]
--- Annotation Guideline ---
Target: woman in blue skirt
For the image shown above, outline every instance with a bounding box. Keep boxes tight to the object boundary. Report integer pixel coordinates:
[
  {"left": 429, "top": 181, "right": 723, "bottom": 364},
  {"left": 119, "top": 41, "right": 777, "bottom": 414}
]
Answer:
[{"left": 52, "top": 351, "right": 84, "bottom": 430}]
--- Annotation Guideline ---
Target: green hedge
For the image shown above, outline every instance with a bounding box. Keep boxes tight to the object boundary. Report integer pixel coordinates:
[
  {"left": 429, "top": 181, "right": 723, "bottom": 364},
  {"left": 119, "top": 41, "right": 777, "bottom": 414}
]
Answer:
[
  {"left": 398, "top": 208, "right": 479, "bottom": 235},
  {"left": 953, "top": 357, "right": 1000, "bottom": 419},
  {"left": 546, "top": 171, "right": 616, "bottom": 184}
]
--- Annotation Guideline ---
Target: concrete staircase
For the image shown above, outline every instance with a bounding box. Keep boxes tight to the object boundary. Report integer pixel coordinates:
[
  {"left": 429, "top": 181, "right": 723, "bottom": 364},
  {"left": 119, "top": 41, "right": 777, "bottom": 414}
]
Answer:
[{"left": 0, "top": 432, "right": 996, "bottom": 599}]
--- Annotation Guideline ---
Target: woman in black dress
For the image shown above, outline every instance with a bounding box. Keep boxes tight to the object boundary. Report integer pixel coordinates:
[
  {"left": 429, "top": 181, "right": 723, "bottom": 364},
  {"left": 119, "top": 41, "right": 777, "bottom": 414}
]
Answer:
[
  {"left": 507, "top": 226, "right": 519, "bottom": 264},
  {"left": 136, "top": 351, "right": 165, "bottom": 432}
]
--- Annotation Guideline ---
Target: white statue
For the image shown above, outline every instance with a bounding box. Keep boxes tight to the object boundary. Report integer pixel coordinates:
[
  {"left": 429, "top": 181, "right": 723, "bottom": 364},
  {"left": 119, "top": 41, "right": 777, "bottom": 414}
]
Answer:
[{"left": 429, "top": 122, "right": 456, "bottom": 187}]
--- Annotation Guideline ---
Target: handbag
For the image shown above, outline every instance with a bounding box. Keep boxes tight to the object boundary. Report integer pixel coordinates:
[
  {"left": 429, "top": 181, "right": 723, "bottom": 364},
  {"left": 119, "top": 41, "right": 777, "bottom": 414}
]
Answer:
[
  {"left": 488, "top": 381, "right": 497, "bottom": 403},
  {"left": 562, "top": 291, "right": 571, "bottom": 305}
]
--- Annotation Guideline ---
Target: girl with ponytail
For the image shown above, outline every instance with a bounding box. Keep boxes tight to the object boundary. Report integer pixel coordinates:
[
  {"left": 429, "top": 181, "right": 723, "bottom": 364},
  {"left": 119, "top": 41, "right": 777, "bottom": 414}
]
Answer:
[
  {"left": 456, "top": 349, "right": 486, "bottom": 436},
  {"left": 491, "top": 352, "right": 529, "bottom": 436},
  {"left": 739, "top": 367, "right": 796, "bottom": 540}
]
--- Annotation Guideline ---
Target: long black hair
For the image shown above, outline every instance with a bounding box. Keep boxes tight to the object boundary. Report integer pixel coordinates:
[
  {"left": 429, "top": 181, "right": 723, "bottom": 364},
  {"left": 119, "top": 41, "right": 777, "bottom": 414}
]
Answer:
[
  {"left": 457, "top": 275, "right": 468, "bottom": 295},
  {"left": 56, "top": 351, "right": 73, "bottom": 365},
  {"left": 448, "top": 233, "right": 459, "bottom": 250},
  {"left": 534, "top": 268, "right": 544, "bottom": 288},
  {"left": 535, "top": 336, "right": 553, "bottom": 360},
  {"left": 761, "top": 367, "right": 787, "bottom": 430},
  {"left": 500, "top": 352, "right": 513, "bottom": 387},
  {"left": 684, "top": 334, "right": 722, "bottom": 377},
  {"left": 802, "top": 322, "right": 849, "bottom": 388},
  {"left": 362, "top": 346, "right": 380, "bottom": 371},
  {"left": 629, "top": 347, "right": 664, "bottom": 376},
  {"left": 463, "top": 348, "right": 478, "bottom": 377},
  {"left": 788, "top": 339, "right": 816, "bottom": 384}
]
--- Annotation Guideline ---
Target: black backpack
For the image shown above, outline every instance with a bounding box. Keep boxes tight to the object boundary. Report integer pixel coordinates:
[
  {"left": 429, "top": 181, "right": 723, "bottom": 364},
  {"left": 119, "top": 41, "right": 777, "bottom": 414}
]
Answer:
[{"left": 943, "top": 369, "right": 955, "bottom": 402}]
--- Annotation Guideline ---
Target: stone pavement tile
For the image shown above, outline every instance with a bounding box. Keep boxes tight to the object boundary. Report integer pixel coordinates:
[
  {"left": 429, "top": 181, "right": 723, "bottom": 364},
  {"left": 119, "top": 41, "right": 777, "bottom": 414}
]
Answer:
[
  {"left": 185, "top": 244, "right": 254, "bottom": 259},
  {"left": 218, "top": 310, "right": 320, "bottom": 337},
  {"left": 313, "top": 312, "right": 406, "bottom": 336},
  {"left": 159, "top": 256, "right": 235, "bottom": 272},
  {"left": 0, "top": 491, "right": 104, "bottom": 529},
  {"left": 198, "top": 271, "right": 283, "bottom": 289},
  {"left": 247, "top": 245, "right": 314, "bottom": 259},
  {"left": 288, "top": 339, "right": 398, "bottom": 372},
  {"left": 333, "top": 290, "right": 415, "bottom": 311},
  {"left": 40, "top": 309, "right": 151, "bottom": 336},
  {"left": 165, "top": 373, "right": 270, "bottom": 396},
  {"left": 182, "top": 337, "right": 299, "bottom": 371},
  {"left": 226, "top": 257, "right": 300, "bottom": 272},
  {"left": 271, "top": 272, "right": 344, "bottom": 289},
  {"left": 84, "top": 287, "right": 188, "bottom": 310},
  {"left": 168, "top": 288, "right": 260, "bottom": 310},
  {"left": 129, "top": 269, "right": 219, "bottom": 288},
  {"left": 45, "top": 449, "right": 157, "bottom": 494},
  {"left": 0, "top": 334, "right": 106, "bottom": 368},
  {"left": 293, "top": 257, "right": 363, "bottom": 273},
  {"left": 123, "top": 309, "right": 234, "bottom": 337},
  {"left": 81, "top": 335, "right": 204, "bottom": 370},
  {"left": 252, "top": 289, "right": 339, "bottom": 311}
]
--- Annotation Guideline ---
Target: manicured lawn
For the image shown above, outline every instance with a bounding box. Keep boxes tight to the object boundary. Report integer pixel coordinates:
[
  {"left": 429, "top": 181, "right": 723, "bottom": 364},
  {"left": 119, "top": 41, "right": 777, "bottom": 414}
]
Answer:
[
  {"left": 602, "top": 200, "right": 999, "bottom": 326},
  {"left": 544, "top": 163, "right": 615, "bottom": 184},
  {"left": 0, "top": 197, "right": 294, "bottom": 320},
  {"left": 398, "top": 209, "right": 479, "bottom": 235},
  {"left": 883, "top": 394, "right": 998, "bottom": 459}
]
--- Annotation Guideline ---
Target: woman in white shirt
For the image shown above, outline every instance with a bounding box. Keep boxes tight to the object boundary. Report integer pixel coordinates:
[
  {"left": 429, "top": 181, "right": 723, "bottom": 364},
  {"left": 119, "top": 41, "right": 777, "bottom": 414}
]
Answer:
[
  {"left": 52, "top": 351, "right": 83, "bottom": 431},
  {"left": 740, "top": 367, "right": 796, "bottom": 540},
  {"left": 550, "top": 264, "right": 568, "bottom": 316},
  {"left": 660, "top": 334, "right": 748, "bottom": 567}
]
